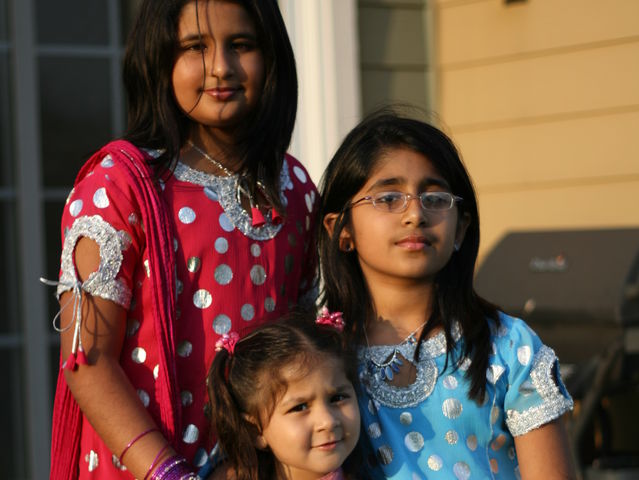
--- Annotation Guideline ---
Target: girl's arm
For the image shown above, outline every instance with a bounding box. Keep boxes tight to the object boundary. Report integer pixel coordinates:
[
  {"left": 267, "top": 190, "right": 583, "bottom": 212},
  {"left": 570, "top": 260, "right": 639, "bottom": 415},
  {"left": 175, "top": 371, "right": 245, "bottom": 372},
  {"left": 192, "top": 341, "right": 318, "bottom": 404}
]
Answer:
[
  {"left": 513, "top": 418, "right": 576, "bottom": 480},
  {"left": 60, "top": 237, "right": 177, "bottom": 479}
]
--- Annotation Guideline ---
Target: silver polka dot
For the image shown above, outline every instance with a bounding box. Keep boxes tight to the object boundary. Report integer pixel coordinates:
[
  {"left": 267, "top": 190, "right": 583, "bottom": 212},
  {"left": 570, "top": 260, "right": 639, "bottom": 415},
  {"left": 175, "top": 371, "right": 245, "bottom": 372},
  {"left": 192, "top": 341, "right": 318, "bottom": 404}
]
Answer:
[
  {"left": 219, "top": 213, "right": 234, "bottom": 232},
  {"left": 453, "top": 462, "right": 471, "bottom": 480},
  {"left": 215, "top": 237, "right": 229, "bottom": 254},
  {"left": 443, "top": 375, "right": 458, "bottom": 390},
  {"left": 128, "top": 212, "right": 138, "bottom": 225},
  {"left": 466, "top": 434, "right": 478, "bottom": 451},
  {"left": 127, "top": 319, "right": 140, "bottom": 337},
  {"left": 85, "top": 450, "right": 99, "bottom": 472},
  {"left": 138, "top": 389, "right": 150, "bottom": 407},
  {"left": 250, "top": 243, "right": 261, "bottom": 257},
  {"left": 131, "top": 347, "right": 146, "bottom": 364},
  {"left": 368, "top": 400, "right": 376, "bottom": 415},
  {"left": 284, "top": 254, "right": 294, "bottom": 274},
  {"left": 293, "top": 165, "right": 308, "bottom": 183},
  {"left": 368, "top": 422, "right": 381, "bottom": 439},
  {"left": 111, "top": 454, "right": 126, "bottom": 471},
  {"left": 179, "top": 206, "right": 196, "bottom": 224},
  {"left": 264, "top": 297, "right": 276, "bottom": 312},
  {"left": 193, "top": 448, "right": 208, "bottom": 467},
  {"left": 445, "top": 430, "right": 459, "bottom": 445},
  {"left": 491, "top": 405, "right": 500, "bottom": 424},
  {"left": 181, "top": 390, "right": 193, "bottom": 407},
  {"left": 377, "top": 445, "right": 393, "bottom": 465},
  {"left": 153, "top": 364, "right": 159, "bottom": 380},
  {"left": 143, "top": 259, "right": 150, "bottom": 278},
  {"left": 93, "top": 187, "right": 110, "bottom": 208},
  {"left": 183, "top": 424, "right": 199, "bottom": 444},
  {"left": 487, "top": 364, "right": 505, "bottom": 384},
  {"left": 404, "top": 431, "right": 424, "bottom": 452},
  {"left": 442, "top": 398, "right": 463, "bottom": 419},
  {"left": 173, "top": 237, "right": 179, "bottom": 252},
  {"left": 305, "top": 192, "right": 313, "bottom": 213},
  {"left": 204, "top": 186, "right": 218, "bottom": 201},
  {"left": 177, "top": 340, "right": 193, "bottom": 357},
  {"left": 101, "top": 156, "right": 114, "bottom": 168},
  {"left": 427, "top": 454, "right": 443, "bottom": 471},
  {"left": 213, "top": 314, "right": 232, "bottom": 335},
  {"left": 250, "top": 265, "right": 266, "bottom": 285},
  {"left": 241, "top": 304, "right": 255, "bottom": 321},
  {"left": 187, "top": 257, "right": 201, "bottom": 273},
  {"left": 399, "top": 412, "right": 412, "bottom": 426},
  {"left": 193, "top": 289, "right": 212, "bottom": 309},
  {"left": 176, "top": 279, "right": 183, "bottom": 295},
  {"left": 118, "top": 231, "right": 132, "bottom": 251},
  {"left": 517, "top": 345, "right": 532, "bottom": 366},
  {"left": 215, "top": 264, "right": 233, "bottom": 285},
  {"left": 459, "top": 357, "right": 472, "bottom": 371},
  {"left": 69, "top": 199, "right": 83, "bottom": 217}
]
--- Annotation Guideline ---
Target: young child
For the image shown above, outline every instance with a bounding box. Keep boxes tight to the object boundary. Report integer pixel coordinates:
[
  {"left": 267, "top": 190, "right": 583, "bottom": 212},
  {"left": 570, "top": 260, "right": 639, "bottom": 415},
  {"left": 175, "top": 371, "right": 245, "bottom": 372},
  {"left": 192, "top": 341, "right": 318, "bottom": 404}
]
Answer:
[
  {"left": 207, "top": 311, "right": 361, "bottom": 480},
  {"left": 48, "top": 1, "right": 318, "bottom": 479},
  {"left": 319, "top": 109, "right": 575, "bottom": 479}
]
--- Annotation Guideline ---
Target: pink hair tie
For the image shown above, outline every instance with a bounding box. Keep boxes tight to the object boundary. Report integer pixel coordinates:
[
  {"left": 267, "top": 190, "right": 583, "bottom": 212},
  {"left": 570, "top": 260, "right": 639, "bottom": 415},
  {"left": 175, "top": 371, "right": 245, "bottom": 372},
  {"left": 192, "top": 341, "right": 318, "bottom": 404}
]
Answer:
[
  {"left": 316, "top": 307, "right": 345, "bottom": 332},
  {"left": 215, "top": 332, "right": 240, "bottom": 355}
]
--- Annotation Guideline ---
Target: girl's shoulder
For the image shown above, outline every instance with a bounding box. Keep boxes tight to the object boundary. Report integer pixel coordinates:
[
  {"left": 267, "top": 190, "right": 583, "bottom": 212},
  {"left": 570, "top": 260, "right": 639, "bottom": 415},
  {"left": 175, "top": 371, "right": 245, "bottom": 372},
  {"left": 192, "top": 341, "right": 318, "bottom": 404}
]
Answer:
[
  {"left": 489, "top": 311, "right": 543, "bottom": 351},
  {"left": 284, "top": 153, "right": 317, "bottom": 194}
]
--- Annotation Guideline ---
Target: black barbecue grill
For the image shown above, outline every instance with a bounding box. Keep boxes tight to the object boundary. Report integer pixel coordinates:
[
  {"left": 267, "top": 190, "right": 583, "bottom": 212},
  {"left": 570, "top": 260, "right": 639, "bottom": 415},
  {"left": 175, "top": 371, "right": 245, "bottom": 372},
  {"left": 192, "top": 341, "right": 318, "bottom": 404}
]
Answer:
[{"left": 475, "top": 228, "right": 639, "bottom": 479}]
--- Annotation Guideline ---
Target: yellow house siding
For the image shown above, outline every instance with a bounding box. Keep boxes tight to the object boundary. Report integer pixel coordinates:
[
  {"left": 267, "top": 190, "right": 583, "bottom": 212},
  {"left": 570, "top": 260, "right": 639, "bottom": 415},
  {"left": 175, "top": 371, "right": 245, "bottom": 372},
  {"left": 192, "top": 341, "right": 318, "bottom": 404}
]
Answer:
[{"left": 435, "top": 0, "right": 639, "bottom": 260}]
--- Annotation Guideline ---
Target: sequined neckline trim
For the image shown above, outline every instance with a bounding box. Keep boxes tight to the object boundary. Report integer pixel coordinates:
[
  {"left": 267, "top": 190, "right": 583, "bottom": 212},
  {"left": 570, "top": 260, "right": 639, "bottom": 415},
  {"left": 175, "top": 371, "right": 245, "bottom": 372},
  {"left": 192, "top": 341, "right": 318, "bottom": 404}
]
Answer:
[
  {"left": 172, "top": 159, "right": 292, "bottom": 241},
  {"left": 358, "top": 323, "right": 461, "bottom": 408}
]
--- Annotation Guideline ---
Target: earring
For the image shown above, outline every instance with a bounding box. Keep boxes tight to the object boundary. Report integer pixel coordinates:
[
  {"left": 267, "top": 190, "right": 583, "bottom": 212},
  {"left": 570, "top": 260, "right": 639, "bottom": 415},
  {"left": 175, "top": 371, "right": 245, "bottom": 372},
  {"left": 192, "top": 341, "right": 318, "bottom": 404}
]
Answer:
[
  {"left": 454, "top": 243, "right": 460, "bottom": 252},
  {"left": 344, "top": 243, "right": 353, "bottom": 252}
]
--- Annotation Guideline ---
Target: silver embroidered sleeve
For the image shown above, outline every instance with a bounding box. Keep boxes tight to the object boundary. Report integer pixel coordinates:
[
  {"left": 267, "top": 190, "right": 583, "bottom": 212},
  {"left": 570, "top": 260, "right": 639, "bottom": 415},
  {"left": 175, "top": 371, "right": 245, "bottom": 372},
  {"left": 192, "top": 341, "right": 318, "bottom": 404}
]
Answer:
[
  {"left": 57, "top": 215, "right": 132, "bottom": 308},
  {"left": 506, "top": 345, "right": 574, "bottom": 436}
]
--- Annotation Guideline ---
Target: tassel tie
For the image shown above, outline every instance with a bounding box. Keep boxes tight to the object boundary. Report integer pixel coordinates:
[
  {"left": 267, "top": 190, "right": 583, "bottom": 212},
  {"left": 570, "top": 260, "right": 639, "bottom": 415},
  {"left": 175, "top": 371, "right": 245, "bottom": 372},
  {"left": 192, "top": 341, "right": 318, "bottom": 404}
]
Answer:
[
  {"left": 238, "top": 180, "right": 282, "bottom": 227},
  {"left": 40, "top": 277, "right": 88, "bottom": 370}
]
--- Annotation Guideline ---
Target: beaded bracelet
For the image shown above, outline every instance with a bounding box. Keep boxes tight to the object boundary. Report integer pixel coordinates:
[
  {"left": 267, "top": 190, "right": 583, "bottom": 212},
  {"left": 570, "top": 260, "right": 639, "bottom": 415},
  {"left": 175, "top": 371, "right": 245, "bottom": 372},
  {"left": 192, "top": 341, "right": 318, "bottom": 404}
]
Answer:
[
  {"left": 119, "top": 428, "right": 159, "bottom": 463},
  {"left": 144, "top": 444, "right": 171, "bottom": 480},
  {"left": 150, "top": 455, "right": 197, "bottom": 480}
]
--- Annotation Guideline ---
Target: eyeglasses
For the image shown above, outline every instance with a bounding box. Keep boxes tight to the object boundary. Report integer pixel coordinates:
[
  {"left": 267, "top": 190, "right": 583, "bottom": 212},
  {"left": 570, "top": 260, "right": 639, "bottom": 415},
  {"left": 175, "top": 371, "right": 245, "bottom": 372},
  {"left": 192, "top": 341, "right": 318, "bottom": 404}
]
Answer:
[{"left": 350, "top": 191, "right": 463, "bottom": 213}]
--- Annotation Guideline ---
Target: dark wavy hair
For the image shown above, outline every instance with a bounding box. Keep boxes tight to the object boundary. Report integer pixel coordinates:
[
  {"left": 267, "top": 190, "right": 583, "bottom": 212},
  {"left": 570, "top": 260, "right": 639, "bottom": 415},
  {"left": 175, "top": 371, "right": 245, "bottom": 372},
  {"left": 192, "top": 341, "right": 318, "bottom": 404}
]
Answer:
[
  {"left": 319, "top": 108, "right": 499, "bottom": 402},
  {"left": 122, "top": 0, "right": 297, "bottom": 210},
  {"left": 207, "top": 312, "right": 358, "bottom": 480}
]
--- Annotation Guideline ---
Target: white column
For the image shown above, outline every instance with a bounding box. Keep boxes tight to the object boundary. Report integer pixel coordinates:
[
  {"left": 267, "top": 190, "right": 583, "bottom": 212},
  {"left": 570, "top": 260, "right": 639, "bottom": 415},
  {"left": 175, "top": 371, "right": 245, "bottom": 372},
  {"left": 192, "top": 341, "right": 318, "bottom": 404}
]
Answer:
[{"left": 279, "top": 0, "right": 361, "bottom": 185}]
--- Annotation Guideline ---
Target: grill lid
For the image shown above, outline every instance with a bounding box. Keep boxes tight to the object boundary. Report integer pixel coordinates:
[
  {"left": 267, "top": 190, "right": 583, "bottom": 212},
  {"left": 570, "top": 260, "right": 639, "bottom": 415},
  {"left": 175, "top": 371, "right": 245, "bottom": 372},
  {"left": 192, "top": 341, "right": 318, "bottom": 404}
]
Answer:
[{"left": 475, "top": 228, "right": 639, "bottom": 326}]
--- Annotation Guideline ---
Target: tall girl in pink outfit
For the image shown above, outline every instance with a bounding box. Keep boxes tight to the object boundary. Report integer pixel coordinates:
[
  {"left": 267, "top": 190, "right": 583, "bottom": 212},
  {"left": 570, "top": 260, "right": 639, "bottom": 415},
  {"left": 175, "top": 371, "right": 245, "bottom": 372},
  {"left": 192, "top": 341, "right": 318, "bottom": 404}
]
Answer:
[{"left": 48, "top": 1, "right": 318, "bottom": 479}]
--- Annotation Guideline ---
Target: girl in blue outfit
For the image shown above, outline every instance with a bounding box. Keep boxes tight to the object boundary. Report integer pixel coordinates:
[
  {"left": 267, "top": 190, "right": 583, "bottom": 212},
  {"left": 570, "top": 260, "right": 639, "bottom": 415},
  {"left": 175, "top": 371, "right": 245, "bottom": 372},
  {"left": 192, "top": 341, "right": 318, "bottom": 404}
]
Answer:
[{"left": 319, "top": 109, "right": 575, "bottom": 479}]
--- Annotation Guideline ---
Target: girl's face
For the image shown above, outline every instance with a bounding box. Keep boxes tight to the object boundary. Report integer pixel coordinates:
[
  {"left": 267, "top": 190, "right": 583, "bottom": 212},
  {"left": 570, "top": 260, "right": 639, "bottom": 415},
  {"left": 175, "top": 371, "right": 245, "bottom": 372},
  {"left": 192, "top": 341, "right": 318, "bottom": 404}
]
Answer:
[
  {"left": 258, "top": 356, "right": 360, "bottom": 479},
  {"left": 340, "top": 147, "right": 469, "bottom": 287},
  {"left": 172, "top": 0, "right": 265, "bottom": 133}
]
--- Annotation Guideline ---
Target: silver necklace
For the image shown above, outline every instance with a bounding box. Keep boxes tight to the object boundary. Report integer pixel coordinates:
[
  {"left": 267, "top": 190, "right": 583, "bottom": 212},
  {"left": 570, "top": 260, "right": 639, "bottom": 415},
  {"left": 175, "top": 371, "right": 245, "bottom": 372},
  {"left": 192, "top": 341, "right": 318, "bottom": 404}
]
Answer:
[
  {"left": 363, "top": 319, "right": 428, "bottom": 381},
  {"left": 187, "top": 140, "right": 276, "bottom": 228},
  {"left": 188, "top": 140, "right": 235, "bottom": 177}
]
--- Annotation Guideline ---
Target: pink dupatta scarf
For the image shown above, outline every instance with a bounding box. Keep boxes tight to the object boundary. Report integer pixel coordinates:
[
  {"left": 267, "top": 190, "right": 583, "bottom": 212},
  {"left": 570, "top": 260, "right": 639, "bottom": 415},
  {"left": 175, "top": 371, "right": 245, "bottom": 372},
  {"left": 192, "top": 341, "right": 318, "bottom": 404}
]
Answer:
[{"left": 50, "top": 140, "right": 181, "bottom": 479}]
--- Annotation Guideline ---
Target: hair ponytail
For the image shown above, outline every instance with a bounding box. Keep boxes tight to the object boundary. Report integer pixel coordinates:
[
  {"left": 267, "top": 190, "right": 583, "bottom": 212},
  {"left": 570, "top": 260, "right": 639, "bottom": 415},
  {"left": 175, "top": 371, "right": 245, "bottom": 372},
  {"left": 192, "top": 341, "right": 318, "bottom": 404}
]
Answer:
[{"left": 208, "top": 348, "right": 270, "bottom": 480}]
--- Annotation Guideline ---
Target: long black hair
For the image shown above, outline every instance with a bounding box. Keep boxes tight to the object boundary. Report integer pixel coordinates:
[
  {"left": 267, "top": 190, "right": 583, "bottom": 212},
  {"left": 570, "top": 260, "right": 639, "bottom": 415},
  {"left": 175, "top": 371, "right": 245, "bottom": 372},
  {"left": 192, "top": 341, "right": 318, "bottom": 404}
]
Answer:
[
  {"left": 319, "top": 108, "right": 499, "bottom": 402},
  {"left": 207, "top": 312, "right": 358, "bottom": 480},
  {"left": 122, "top": 0, "right": 297, "bottom": 210}
]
